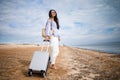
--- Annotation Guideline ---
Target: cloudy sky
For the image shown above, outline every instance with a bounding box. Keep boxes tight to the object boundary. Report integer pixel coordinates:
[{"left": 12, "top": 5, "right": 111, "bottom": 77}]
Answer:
[{"left": 0, "top": 0, "right": 120, "bottom": 45}]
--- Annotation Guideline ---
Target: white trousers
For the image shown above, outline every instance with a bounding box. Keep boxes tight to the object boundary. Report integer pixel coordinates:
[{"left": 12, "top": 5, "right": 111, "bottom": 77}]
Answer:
[{"left": 50, "top": 36, "right": 59, "bottom": 64}]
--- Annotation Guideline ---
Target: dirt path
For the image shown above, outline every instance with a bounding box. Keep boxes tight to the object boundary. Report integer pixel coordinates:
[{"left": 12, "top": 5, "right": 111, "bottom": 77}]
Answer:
[{"left": 0, "top": 45, "right": 120, "bottom": 80}]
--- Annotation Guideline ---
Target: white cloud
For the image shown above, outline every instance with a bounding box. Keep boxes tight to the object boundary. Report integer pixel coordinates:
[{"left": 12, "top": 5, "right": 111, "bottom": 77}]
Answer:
[{"left": 0, "top": 0, "right": 120, "bottom": 45}]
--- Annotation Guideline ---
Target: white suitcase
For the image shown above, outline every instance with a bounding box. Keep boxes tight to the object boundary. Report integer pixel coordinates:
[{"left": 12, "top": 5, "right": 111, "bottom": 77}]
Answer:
[{"left": 28, "top": 41, "right": 50, "bottom": 77}]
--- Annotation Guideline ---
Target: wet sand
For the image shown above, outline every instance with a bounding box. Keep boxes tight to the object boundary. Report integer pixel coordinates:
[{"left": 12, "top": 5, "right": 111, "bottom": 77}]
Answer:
[{"left": 0, "top": 44, "right": 120, "bottom": 80}]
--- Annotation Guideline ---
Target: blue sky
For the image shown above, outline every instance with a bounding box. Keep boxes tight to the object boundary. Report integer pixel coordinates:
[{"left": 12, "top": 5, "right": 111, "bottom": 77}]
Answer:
[{"left": 0, "top": 0, "right": 120, "bottom": 45}]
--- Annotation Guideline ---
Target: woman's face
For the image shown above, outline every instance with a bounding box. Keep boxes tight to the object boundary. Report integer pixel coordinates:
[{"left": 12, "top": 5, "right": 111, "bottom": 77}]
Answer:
[{"left": 51, "top": 10, "right": 56, "bottom": 17}]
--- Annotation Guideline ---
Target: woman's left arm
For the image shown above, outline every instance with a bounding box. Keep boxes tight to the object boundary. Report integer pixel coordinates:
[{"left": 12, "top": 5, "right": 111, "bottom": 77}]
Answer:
[
  {"left": 58, "top": 29, "right": 61, "bottom": 41},
  {"left": 58, "top": 36, "right": 60, "bottom": 41}
]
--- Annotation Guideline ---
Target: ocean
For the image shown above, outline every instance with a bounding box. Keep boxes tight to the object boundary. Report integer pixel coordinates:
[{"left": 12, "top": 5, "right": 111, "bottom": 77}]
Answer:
[{"left": 73, "top": 42, "right": 120, "bottom": 54}]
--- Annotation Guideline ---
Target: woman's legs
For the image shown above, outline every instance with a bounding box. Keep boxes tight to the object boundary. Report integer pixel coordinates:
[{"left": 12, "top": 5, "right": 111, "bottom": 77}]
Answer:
[{"left": 50, "top": 36, "right": 59, "bottom": 69}]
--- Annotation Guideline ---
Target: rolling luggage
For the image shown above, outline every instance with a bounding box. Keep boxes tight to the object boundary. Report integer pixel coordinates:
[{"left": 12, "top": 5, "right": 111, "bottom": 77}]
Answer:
[{"left": 28, "top": 41, "right": 50, "bottom": 77}]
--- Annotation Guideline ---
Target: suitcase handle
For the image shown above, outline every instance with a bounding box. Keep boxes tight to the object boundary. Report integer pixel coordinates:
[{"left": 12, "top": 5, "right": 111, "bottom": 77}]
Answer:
[{"left": 40, "top": 40, "right": 50, "bottom": 52}]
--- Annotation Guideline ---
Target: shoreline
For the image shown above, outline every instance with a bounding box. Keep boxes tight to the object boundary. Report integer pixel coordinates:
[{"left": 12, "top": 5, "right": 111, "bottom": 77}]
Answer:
[
  {"left": 66, "top": 46, "right": 120, "bottom": 56},
  {"left": 79, "top": 47, "right": 120, "bottom": 55},
  {"left": 71, "top": 45, "right": 120, "bottom": 55},
  {"left": 1, "top": 44, "right": 120, "bottom": 55},
  {"left": 0, "top": 44, "right": 120, "bottom": 80}
]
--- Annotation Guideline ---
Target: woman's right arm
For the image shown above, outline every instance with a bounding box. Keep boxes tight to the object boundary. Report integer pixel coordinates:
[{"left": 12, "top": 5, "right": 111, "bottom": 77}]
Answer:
[{"left": 45, "top": 20, "right": 51, "bottom": 40}]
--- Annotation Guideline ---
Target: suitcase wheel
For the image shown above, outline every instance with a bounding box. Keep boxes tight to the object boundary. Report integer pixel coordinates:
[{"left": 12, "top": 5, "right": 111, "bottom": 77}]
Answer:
[
  {"left": 28, "top": 69, "right": 32, "bottom": 76},
  {"left": 40, "top": 70, "right": 46, "bottom": 77}
]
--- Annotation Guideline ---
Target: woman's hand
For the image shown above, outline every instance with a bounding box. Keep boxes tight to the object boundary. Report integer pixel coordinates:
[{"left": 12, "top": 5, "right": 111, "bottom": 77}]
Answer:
[{"left": 45, "top": 36, "right": 50, "bottom": 40}]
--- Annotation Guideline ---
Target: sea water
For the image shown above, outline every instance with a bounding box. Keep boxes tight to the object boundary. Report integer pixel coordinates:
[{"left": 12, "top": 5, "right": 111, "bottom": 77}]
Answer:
[{"left": 74, "top": 42, "right": 120, "bottom": 54}]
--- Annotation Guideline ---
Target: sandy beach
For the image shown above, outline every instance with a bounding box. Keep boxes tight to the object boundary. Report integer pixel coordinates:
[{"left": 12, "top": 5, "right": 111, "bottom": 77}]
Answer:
[{"left": 0, "top": 44, "right": 120, "bottom": 80}]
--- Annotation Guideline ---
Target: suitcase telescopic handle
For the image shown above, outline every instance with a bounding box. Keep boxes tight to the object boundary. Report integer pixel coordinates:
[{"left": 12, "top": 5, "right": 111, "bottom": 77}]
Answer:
[{"left": 40, "top": 40, "right": 50, "bottom": 52}]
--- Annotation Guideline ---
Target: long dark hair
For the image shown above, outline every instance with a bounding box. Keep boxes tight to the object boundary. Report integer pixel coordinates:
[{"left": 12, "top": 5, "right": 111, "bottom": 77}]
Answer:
[{"left": 49, "top": 9, "right": 60, "bottom": 30}]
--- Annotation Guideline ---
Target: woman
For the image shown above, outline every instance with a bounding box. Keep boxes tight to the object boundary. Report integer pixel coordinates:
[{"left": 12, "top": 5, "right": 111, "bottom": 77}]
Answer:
[{"left": 45, "top": 9, "right": 60, "bottom": 69}]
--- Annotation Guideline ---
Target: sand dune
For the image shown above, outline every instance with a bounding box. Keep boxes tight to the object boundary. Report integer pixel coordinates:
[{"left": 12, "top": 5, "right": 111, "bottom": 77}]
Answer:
[{"left": 0, "top": 44, "right": 120, "bottom": 80}]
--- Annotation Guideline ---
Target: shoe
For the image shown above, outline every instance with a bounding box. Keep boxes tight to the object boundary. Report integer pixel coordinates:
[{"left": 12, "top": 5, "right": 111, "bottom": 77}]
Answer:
[{"left": 51, "top": 64, "right": 57, "bottom": 69}]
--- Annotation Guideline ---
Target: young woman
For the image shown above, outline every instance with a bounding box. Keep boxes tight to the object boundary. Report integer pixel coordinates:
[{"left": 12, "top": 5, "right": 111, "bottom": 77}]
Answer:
[{"left": 45, "top": 9, "right": 60, "bottom": 69}]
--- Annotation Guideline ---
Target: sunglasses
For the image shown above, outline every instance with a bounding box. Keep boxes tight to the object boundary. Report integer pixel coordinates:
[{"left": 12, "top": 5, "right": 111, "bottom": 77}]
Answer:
[{"left": 51, "top": 11, "right": 56, "bottom": 13}]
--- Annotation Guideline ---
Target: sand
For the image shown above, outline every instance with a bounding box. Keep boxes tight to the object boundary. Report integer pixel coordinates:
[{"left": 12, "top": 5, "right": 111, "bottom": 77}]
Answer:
[{"left": 0, "top": 44, "right": 120, "bottom": 80}]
